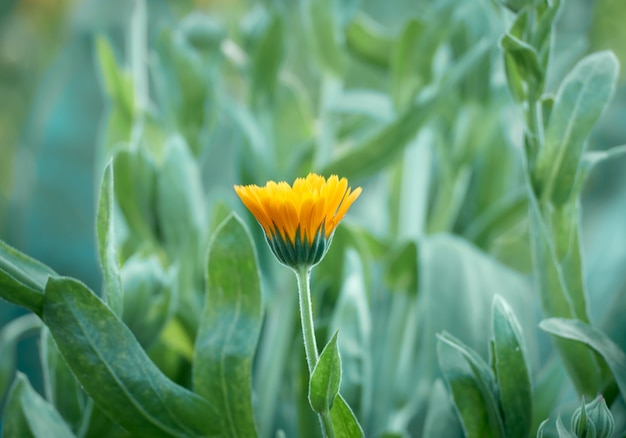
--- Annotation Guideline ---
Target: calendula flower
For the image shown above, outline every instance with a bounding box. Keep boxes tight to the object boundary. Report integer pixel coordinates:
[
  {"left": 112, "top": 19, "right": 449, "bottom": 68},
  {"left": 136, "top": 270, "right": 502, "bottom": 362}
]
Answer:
[{"left": 234, "top": 173, "right": 362, "bottom": 268}]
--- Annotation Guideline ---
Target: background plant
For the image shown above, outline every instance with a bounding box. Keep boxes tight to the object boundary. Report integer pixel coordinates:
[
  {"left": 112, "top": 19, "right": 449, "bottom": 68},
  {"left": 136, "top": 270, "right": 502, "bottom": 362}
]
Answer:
[{"left": 1, "top": 0, "right": 626, "bottom": 437}]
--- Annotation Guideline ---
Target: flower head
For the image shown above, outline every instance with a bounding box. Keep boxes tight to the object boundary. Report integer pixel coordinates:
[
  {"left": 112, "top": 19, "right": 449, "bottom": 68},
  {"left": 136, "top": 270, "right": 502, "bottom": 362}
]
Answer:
[{"left": 234, "top": 173, "right": 362, "bottom": 268}]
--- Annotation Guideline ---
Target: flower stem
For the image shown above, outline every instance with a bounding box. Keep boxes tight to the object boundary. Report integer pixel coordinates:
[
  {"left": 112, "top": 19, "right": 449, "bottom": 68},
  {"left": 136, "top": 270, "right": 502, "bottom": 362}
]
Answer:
[{"left": 295, "top": 266, "right": 336, "bottom": 438}]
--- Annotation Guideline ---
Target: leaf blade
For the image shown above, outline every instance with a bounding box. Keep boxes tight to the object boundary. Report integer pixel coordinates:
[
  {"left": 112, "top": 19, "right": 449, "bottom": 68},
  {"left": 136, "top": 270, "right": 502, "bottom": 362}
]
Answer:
[
  {"left": 43, "top": 276, "right": 220, "bottom": 437},
  {"left": 309, "top": 331, "right": 342, "bottom": 414},
  {"left": 193, "top": 214, "right": 262, "bottom": 437}
]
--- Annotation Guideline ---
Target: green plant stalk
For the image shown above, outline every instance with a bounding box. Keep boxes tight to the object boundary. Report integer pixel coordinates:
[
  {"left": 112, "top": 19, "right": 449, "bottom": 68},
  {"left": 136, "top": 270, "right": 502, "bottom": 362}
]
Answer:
[{"left": 295, "top": 266, "right": 336, "bottom": 438}]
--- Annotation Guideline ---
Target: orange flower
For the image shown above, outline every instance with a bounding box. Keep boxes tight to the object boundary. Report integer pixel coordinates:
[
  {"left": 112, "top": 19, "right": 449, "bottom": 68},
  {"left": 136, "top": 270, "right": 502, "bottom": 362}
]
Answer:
[{"left": 234, "top": 173, "right": 361, "bottom": 268}]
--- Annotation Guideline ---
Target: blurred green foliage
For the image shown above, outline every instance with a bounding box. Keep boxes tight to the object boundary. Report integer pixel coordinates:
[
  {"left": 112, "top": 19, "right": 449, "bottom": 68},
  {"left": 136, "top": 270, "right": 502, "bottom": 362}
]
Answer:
[{"left": 0, "top": 0, "right": 626, "bottom": 436}]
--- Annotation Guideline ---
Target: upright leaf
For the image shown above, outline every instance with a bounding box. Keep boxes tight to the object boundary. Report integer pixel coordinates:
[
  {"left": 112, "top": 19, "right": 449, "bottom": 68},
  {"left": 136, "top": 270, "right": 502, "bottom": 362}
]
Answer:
[
  {"left": 330, "top": 394, "right": 364, "bottom": 438},
  {"left": 193, "top": 214, "right": 262, "bottom": 437},
  {"left": 43, "top": 276, "right": 220, "bottom": 437},
  {"left": 3, "top": 373, "right": 75, "bottom": 438},
  {"left": 156, "top": 136, "right": 206, "bottom": 257},
  {"left": 528, "top": 191, "right": 604, "bottom": 397},
  {"left": 309, "top": 331, "right": 342, "bottom": 414},
  {"left": 491, "top": 296, "right": 532, "bottom": 438},
  {"left": 534, "top": 51, "right": 619, "bottom": 205},
  {"left": 437, "top": 332, "right": 505, "bottom": 438},
  {"left": 97, "top": 161, "right": 122, "bottom": 316}
]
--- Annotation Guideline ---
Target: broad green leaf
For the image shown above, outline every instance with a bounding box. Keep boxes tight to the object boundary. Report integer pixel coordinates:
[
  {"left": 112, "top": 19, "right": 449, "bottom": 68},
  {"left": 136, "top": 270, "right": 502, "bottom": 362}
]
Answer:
[
  {"left": 156, "top": 135, "right": 206, "bottom": 257},
  {"left": 121, "top": 254, "right": 178, "bottom": 348},
  {"left": 96, "top": 161, "right": 122, "bottom": 316},
  {"left": 540, "top": 318, "right": 626, "bottom": 399},
  {"left": 113, "top": 148, "right": 157, "bottom": 243},
  {"left": 309, "top": 331, "right": 342, "bottom": 414},
  {"left": 534, "top": 51, "right": 619, "bottom": 205},
  {"left": 437, "top": 332, "right": 505, "bottom": 438},
  {"left": 0, "top": 314, "right": 41, "bottom": 400},
  {"left": 345, "top": 13, "right": 393, "bottom": 69},
  {"left": 193, "top": 214, "right": 262, "bottom": 437},
  {"left": 528, "top": 191, "right": 605, "bottom": 397},
  {"left": 0, "top": 239, "right": 56, "bottom": 316},
  {"left": 330, "top": 394, "right": 364, "bottom": 438},
  {"left": 43, "top": 276, "right": 220, "bottom": 437},
  {"left": 491, "top": 296, "right": 532, "bottom": 438},
  {"left": 418, "top": 234, "right": 538, "bottom": 386},
  {"left": 41, "top": 328, "right": 86, "bottom": 433},
  {"left": 3, "top": 372, "right": 74, "bottom": 438}
]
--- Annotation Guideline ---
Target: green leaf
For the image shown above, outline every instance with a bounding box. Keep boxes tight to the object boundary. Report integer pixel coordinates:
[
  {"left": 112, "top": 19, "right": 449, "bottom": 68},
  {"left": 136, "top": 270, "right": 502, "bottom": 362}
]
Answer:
[
  {"left": 120, "top": 254, "right": 178, "bottom": 348},
  {"left": 41, "top": 328, "right": 86, "bottom": 433},
  {"left": 437, "top": 332, "right": 505, "bottom": 438},
  {"left": 156, "top": 136, "right": 207, "bottom": 257},
  {"left": 193, "top": 214, "right": 262, "bottom": 437},
  {"left": 3, "top": 372, "right": 75, "bottom": 438},
  {"left": 0, "top": 314, "right": 41, "bottom": 401},
  {"left": 330, "top": 394, "right": 364, "bottom": 438},
  {"left": 500, "top": 34, "right": 543, "bottom": 87},
  {"left": 42, "top": 276, "right": 220, "bottom": 437},
  {"left": 534, "top": 51, "right": 619, "bottom": 205},
  {"left": 0, "top": 239, "right": 56, "bottom": 316},
  {"left": 95, "top": 36, "right": 134, "bottom": 117},
  {"left": 539, "top": 318, "right": 626, "bottom": 399},
  {"left": 556, "top": 416, "right": 576, "bottom": 438},
  {"left": 309, "top": 331, "right": 342, "bottom": 414},
  {"left": 345, "top": 13, "right": 393, "bottom": 69},
  {"left": 422, "top": 379, "right": 464, "bottom": 437},
  {"left": 320, "top": 39, "right": 488, "bottom": 181},
  {"left": 491, "top": 296, "right": 532, "bottom": 438},
  {"left": 113, "top": 148, "right": 157, "bottom": 243},
  {"left": 97, "top": 161, "right": 123, "bottom": 316},
  {"left": 528, "top": 191, "right": 605, "bottom": 397}
]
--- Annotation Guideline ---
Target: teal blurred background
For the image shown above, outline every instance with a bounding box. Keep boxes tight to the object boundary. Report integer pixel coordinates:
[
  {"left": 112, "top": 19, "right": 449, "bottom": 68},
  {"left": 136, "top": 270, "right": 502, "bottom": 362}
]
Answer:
[{"left": 1, "top": 0, "right": 626, "bottom": 433}]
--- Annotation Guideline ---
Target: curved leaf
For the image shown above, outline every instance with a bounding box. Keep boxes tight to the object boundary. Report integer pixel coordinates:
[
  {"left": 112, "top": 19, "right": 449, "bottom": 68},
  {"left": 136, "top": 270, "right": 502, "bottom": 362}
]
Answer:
[
  {"left": 491, "top": 296, "right": 532, "bottom": 438},
  {"left": 193, "top": 214, "right": 262, "bottom": 437},
  {"left": 43, "top": 276, "right": 220, "bottom": 438},
  {"left": 3, "top": 372, "right": 74, "bottom": 438}
]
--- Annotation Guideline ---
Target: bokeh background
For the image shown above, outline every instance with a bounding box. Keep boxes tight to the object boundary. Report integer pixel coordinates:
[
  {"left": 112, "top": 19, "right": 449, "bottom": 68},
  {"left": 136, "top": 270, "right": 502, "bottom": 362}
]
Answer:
[{"left": 1, "top": 0, "right": 626, "bottom": 435}]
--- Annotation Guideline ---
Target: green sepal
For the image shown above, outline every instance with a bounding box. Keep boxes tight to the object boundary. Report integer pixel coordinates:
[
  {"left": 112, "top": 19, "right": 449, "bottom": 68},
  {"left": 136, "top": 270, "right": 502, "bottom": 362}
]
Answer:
[{"left": 266, "top": 225, "right": 332, "bottom": 269}]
